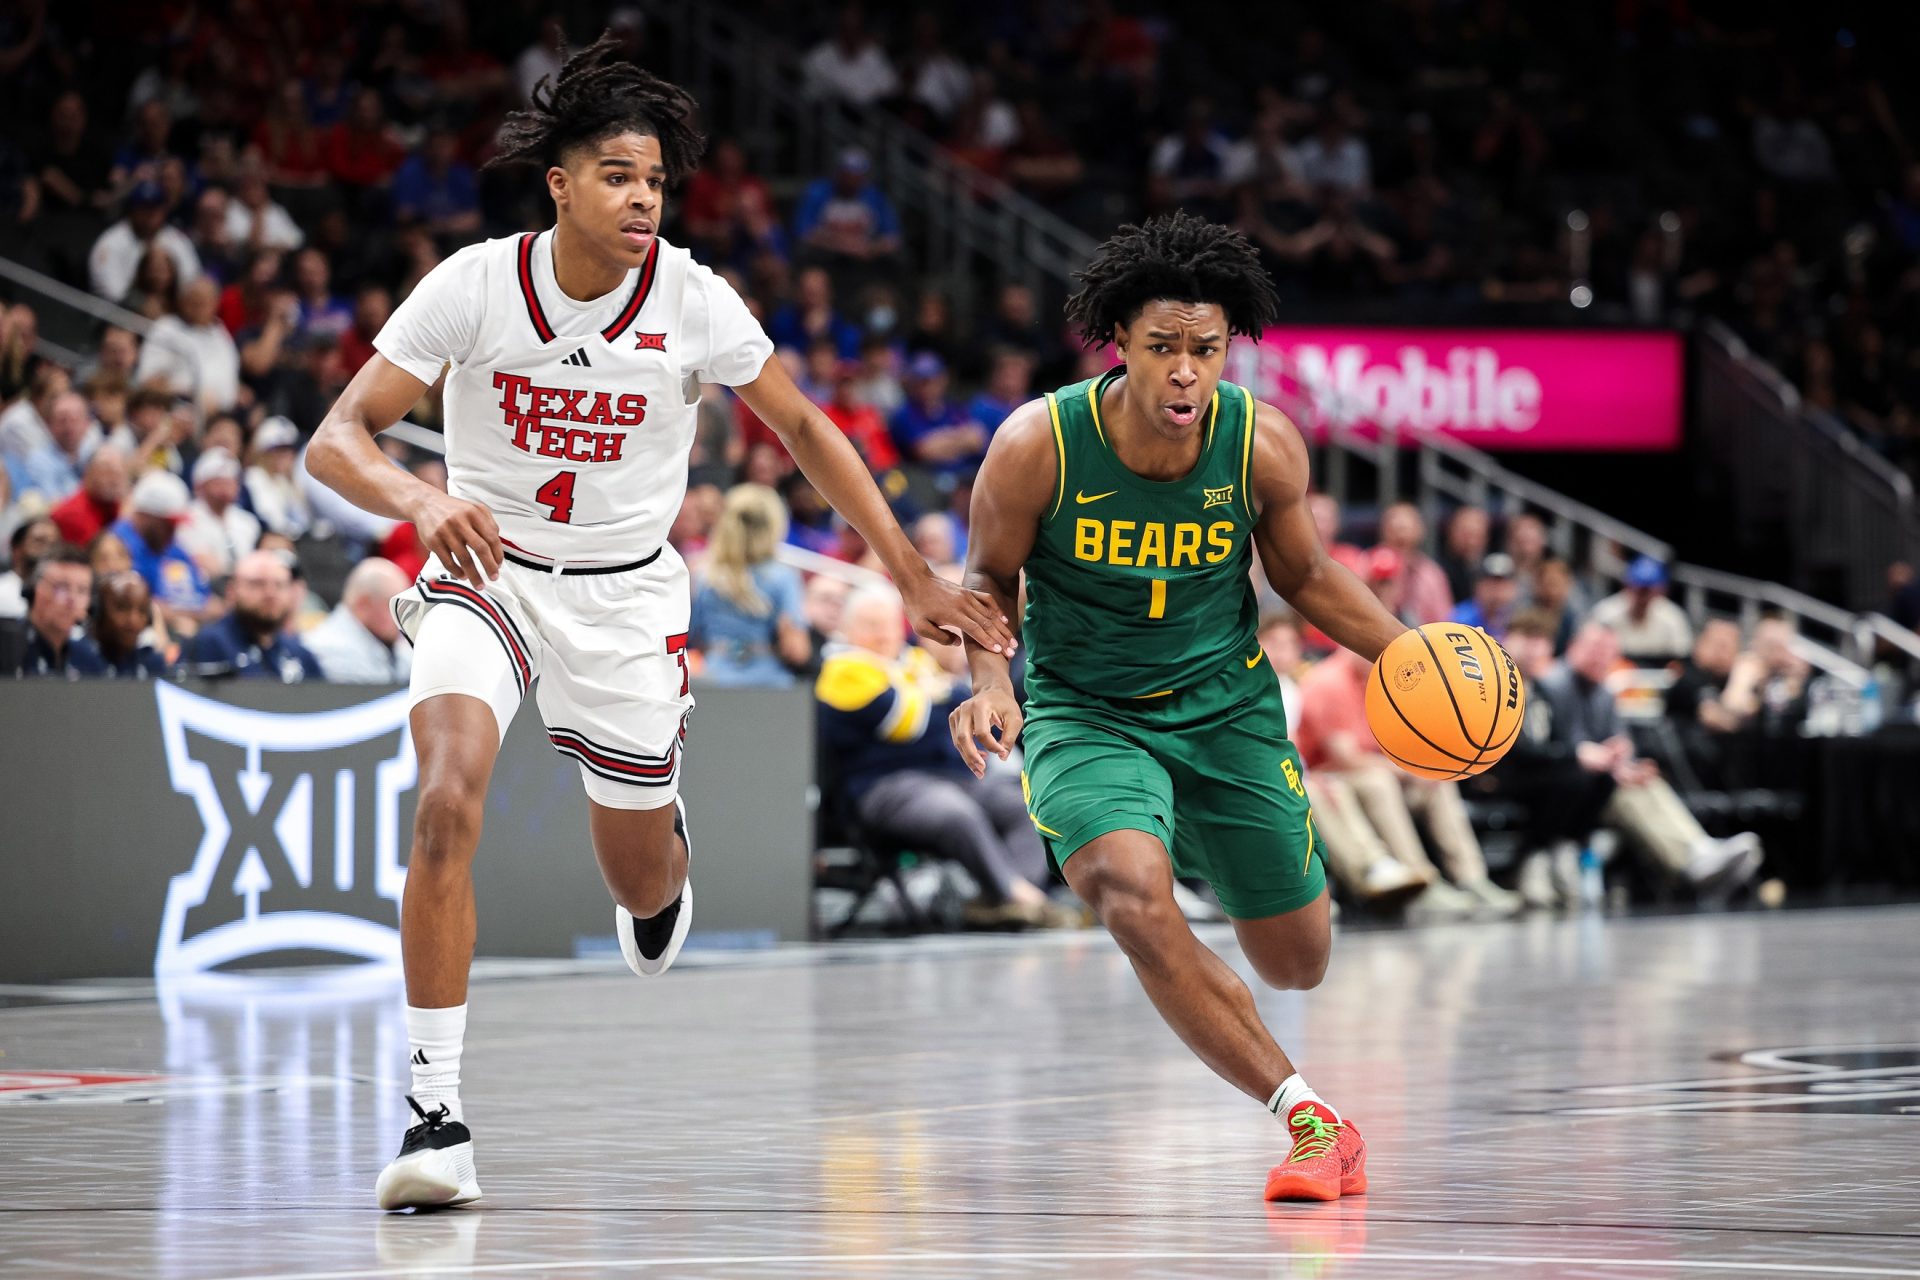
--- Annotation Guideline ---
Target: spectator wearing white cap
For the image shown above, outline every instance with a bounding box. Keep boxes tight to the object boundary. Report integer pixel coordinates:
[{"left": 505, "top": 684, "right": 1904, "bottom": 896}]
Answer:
[
  {"left": 1589, "top": 556, "right": 1694, "bottom": 661},
  {"left": 108, "top": 469, "right": 215, "bottom": 631},
  {"left": 243, "top": 416, "right": 312, "bottom": 538},
  {"left": 302, "top": 556, "right": 413, "bottom": 683},
  {"left": 133, "top": 277, "right": 242, "bottom": 414},
  {"left": 177, "top": 447, "right": 261, "bottom": 578}
]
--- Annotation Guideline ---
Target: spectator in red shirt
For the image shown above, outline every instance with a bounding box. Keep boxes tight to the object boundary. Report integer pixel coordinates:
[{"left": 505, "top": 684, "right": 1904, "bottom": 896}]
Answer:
[
  {"left": 50, "top": 444, "right": 129, "bottom": 548},
  {"left": 419, "top": 8, "right": 509, "bottom": 110},
  {"left": 219, "top": 250, "right": 284, "bottom": 337},
  {"left": 684, "top": 138, "right": 777, "bottom": 262},
  {"left": 339, "top": 284, "right": 390, "bottom": 377},
  {"left": 251, "top": 83, "right": 330, "bottom": 189},
  {"left": 822, "top": 361, "right": 900, "bottom": 472},
  {"left": 325, "top": 88, "right": 407, "bottom": 190}
]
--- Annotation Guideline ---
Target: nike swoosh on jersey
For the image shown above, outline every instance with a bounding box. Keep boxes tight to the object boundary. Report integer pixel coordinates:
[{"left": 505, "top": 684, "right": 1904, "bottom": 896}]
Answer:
[
  {"left": 1076, "top": 490, "right": 1118, "bottom": 504},
  {"left": 1246, "top": 652, "right": 1266, "bottom": 669}
]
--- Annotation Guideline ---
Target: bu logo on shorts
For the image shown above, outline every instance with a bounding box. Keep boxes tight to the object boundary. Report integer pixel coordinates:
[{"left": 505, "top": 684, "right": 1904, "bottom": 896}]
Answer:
[{"left": 153, "top": 683, "right": 416, "bottom": 975}]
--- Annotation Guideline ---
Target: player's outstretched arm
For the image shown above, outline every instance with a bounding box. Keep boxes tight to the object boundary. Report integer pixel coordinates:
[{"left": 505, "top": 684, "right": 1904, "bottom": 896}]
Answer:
[
  {"left": 949, "top": 400, "right": 1054, "bottom": 777},
  {"left": 734, "top": 356, "right": 1013, "bottom": 653},
  {"left": 1247, "top": 400, "right": 1407, "bottom": 663},
  {"left": 306, "top": 354, "right": 503, "bottom": 589}
]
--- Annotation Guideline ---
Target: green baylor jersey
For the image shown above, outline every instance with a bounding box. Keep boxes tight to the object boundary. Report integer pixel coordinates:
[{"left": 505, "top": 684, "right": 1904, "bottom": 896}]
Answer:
[{"left": 1023, "top": 366, "right": 1260, "bottom": 700}]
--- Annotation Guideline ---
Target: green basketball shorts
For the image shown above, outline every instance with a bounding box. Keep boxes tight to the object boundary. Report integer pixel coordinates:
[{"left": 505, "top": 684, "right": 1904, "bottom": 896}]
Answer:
[{"left": 1019, "top": 649, "right": 1324, "bottom": 920}]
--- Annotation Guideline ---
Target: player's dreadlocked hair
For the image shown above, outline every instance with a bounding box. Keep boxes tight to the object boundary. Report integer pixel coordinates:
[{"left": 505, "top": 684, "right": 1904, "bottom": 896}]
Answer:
[
  {"left": 1064, "top": 211, "right": 1281, "bottom": 345},
  {"left": 488, "top": 34, "right": 706, "bottom": 186}
]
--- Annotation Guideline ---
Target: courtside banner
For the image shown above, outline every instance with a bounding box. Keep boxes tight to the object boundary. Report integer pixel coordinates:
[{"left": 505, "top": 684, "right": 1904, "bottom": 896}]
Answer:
[{"left": 1226, "top": 327, "right": 1684, "bottom": 451}]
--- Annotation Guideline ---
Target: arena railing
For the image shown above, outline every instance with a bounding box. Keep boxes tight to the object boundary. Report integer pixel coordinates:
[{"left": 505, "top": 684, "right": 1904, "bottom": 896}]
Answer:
[
  {"left": 1268, "top": 365, "right": 1895, "bottom": 668},
  {"left": 0, "top": 253, "right": 152, "bottom": 362},
  {"left": 637, "top": 0, "right": 1101, "bottom": 312},
  {"left": 1695, "top": 320, "right": 1919, "bottom": 611}
]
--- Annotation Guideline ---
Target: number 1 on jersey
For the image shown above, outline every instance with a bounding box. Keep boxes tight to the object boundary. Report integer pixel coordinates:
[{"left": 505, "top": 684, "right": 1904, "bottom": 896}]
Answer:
[
  {"left": 536, "top": 470, "right": 576, "bottom": 523},
  {"left": 1148, "top": 578, "right": 1167, "bottom": 619}
]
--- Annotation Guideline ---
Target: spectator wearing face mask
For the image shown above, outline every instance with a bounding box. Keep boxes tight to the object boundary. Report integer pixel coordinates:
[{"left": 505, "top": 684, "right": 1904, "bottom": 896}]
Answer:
[{"left": 180, "top": 548, "right": 321, "bottom": 681}]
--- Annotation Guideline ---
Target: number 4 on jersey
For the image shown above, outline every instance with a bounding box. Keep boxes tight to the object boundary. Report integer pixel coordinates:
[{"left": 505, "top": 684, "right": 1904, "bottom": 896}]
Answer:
[{"left": 536, "top": 470, "right": 576, "bottom": 523}]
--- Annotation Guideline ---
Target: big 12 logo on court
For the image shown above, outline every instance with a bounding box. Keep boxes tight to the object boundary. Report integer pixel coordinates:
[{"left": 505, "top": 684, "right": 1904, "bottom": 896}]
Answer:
[{"left": 153, "top": 683, "right": 415, "bottom": 975}]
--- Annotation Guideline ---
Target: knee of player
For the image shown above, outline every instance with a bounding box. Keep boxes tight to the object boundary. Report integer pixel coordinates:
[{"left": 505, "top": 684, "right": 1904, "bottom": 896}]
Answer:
[
  {"left": 411, "top": 780, "right": 485, "bottom": 864},
  {"left": 1253, "top": 948, "right": 1329, "bottom": 992},
  {"left": 1078, "top": 863, "right": 1181, "bottom": 947}
]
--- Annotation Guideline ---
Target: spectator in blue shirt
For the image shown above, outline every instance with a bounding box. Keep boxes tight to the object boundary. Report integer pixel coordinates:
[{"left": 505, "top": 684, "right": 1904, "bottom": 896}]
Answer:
[
  {"left": 890, "top": 353, "right": 989, "bottom": 483},
  {"left": 112, "top": 470, "right": 214, "bottom": 632},
  {"left": 391, "top": 128, "right": 481, "bottom": 239},
  {"left": 1450, "top": 552, "right": 1521, "bottom": 642},
  {"left": 966, "top": 347, "right": 1037, "bottom": 433},
  {"left": 793, "top": 148, "right": 902, "bottom": 273},
  {"left": 766, "top": 266, "right": 863, "bottom": 360},
  {"left": 181, "top": 548, "right": 322, "bottom": 681},
  {"left": 689, "top": 484, "right": 811, "bottom": 687},
  {"left": 292, "top": 248, "right": 354, "bottom": 343}
]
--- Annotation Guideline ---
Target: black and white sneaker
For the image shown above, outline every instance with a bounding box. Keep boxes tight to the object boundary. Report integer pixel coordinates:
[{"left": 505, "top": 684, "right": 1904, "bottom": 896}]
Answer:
[
  {"left": 375, "top": 1096, "right": 482, "bottom": 1211},
  {"left": 617, "top": 797, "right": 693, "bottom": 977}
]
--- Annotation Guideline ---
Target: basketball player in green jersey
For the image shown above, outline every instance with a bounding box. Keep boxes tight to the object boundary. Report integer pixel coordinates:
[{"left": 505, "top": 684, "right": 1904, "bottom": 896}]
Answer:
[{"left": 951, "top": 213, "right": 1410, "bottom": 1200}]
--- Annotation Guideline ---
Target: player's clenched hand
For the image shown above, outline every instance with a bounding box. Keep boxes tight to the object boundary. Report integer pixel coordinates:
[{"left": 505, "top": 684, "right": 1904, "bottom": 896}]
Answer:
[
  {"left": 900, "top": 572, "right": 1016, "bottom": 654},
  {"left": 949, "top": 684, "right": 1023, "bottom": 779},
  {"left": 410, "top": 491, "right": 502, "bottom": 590}
]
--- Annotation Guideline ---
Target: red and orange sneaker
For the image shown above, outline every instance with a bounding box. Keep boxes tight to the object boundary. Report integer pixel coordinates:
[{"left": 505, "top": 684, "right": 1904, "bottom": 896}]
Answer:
[{"left": 1263, "top": 1101, "right": 1368, "bottom": 1202}]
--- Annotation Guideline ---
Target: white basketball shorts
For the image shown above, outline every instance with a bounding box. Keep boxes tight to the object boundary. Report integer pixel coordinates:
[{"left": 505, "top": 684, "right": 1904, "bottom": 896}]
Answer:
[{"left": 390, "top": 544, "right": 693, "bottom": 810}]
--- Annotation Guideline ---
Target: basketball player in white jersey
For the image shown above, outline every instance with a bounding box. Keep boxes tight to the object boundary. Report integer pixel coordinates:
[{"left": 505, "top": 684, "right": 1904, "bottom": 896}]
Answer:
[{"left": 306, "top": 38, "right": 1013, "bottom": 1210}]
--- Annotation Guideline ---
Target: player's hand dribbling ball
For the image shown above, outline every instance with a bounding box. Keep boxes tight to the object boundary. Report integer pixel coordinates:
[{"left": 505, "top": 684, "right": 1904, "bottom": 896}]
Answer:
[{"left": 1365, "top": 623, "right": 1525, "bottom": 780}]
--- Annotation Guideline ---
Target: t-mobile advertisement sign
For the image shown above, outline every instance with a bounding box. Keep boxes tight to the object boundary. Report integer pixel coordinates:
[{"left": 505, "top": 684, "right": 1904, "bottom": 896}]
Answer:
[{"left": 1226, "top": 328, "right": 1683, "bottom": 450}]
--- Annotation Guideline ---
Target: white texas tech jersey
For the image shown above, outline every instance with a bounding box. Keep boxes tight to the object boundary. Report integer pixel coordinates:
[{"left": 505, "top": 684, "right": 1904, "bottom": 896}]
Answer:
[{"left": 374, "top": 231, "right": 772, "bottom": 561}]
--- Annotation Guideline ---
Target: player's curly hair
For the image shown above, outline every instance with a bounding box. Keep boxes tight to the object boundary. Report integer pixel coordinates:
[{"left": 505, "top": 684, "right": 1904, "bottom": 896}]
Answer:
[
  {"left": 488, "top": 33, "right": 706, "bottom": 185},
  {"left": 1064, "top": 211, "right": 1281, "bottom": 345}
]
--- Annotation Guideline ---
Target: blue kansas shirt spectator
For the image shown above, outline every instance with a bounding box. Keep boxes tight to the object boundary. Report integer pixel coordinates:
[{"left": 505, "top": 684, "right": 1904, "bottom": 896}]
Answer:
[
  {"left": 113, "top": 470, "right": 212, "bottom": 630},
  {"left": 890, "top": 353, "right": 988, "bottom": 483}
]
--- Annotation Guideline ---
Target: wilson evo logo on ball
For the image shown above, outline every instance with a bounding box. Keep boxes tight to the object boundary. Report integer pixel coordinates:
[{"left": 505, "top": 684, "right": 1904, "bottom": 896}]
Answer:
[
  {"left": 1443, "top": 630, "right": 1486, "bottom": 686},
  {"left": 1365, "top": 623, "right": 1526, "bottom": 781}
]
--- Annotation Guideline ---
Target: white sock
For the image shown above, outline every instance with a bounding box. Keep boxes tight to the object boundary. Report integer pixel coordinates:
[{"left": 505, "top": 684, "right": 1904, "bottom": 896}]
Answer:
[
  {"left": 1267, "top": 1073, "right": 1339, "bottom": 1123},
  {"left": 406, "top": 1003, "right": 467, "bottom": 1125}
]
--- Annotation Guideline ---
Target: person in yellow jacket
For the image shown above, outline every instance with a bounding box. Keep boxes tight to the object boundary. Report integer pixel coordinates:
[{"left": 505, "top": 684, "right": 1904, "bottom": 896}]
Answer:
[{"left": 816, "top": 582, "right": 1072, "bottom": 927}]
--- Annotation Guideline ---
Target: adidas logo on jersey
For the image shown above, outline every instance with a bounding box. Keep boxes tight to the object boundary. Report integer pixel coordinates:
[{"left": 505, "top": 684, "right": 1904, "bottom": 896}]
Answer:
[{"left": 562, "top": 349, "right": 593, "bottom": 368}]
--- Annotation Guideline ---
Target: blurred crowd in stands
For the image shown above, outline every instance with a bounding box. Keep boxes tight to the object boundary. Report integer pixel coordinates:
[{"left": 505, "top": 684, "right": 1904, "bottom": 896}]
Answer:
[
  {"left": 772, "top": 2, "right": 1920, "bottom": 475},
  {"left": 0, "top": 0, "right": 1908, "bottom": 925}
]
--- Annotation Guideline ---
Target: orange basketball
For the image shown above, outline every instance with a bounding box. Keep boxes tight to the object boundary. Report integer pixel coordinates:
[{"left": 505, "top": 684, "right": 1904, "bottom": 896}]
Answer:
[{"left": 1365, "top": 623, "right": 1526, "bottom": 780}]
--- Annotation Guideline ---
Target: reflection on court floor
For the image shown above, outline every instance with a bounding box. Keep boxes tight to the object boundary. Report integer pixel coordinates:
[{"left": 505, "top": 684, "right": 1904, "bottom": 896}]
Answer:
[{"left": 2, "top": 909, "right": 1918, "bottom": 1278}]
